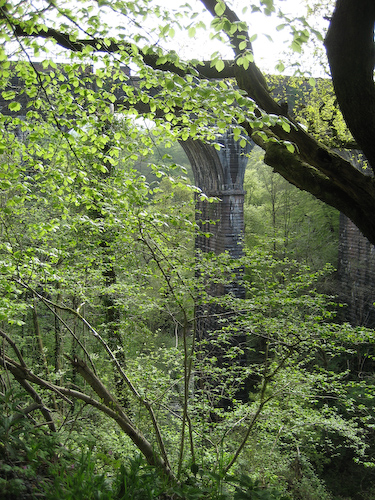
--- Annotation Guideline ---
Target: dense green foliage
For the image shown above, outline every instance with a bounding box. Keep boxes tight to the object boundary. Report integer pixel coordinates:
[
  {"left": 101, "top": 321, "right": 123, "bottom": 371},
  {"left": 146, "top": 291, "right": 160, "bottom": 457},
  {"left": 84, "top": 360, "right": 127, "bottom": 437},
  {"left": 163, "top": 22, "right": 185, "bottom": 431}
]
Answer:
[
  {"left": 1, "top": 1, "right": 375, "bottom": 499},
  {"left": 243, "top": 146, "right": 339, "bottom": 268},
  {"left": 2, "top": 114, "right": 375, "bottom": 498}
]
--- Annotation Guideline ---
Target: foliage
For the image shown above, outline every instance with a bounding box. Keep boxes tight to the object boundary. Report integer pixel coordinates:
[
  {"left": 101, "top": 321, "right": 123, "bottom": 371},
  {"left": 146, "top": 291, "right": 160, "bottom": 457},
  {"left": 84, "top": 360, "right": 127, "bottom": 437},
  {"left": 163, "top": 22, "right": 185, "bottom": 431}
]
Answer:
[
  {"left": 0, "top": 1, "right": 375, "bottom": 499},
  {"left": 0, "top": 109, "right": 374, "bottom": 496},
  {"left": 0, "top": 0, "right": 374, "bottom": 247},
  {"left": 244, "top": 146, "right": 339, "bottom": 267}
]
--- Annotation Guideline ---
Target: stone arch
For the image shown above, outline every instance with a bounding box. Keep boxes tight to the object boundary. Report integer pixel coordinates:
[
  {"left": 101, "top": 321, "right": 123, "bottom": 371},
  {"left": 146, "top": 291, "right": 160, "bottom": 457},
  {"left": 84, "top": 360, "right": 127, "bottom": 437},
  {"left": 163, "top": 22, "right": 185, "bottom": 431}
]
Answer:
[
  {"left": 180, "top": 132, "right": 254, "bottom": 405},
  {"left": 180, "top": 132, "right": 253, "bottom": 263}
]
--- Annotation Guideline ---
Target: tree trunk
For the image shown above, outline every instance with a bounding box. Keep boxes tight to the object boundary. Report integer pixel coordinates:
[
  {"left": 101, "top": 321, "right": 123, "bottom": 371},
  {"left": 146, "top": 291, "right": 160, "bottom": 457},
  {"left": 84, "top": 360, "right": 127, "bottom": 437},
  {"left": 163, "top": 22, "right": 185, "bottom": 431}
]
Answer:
[{"left": 325, "top": 1, "right": 375, "bottom": 171}]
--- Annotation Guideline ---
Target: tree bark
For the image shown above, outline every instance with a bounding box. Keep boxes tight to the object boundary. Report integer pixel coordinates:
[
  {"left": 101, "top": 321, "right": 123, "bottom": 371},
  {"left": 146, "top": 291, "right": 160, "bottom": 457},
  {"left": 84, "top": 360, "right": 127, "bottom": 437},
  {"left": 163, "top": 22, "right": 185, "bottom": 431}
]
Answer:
[{"left": 325, "top": 0, "right": 375, "bottom": 173}]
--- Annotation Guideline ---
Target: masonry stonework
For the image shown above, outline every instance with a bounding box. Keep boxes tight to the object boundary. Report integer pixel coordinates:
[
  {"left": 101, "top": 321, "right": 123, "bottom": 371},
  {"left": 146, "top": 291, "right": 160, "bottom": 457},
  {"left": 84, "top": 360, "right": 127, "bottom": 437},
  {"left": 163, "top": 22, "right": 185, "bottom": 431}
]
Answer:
[{"left": 338, "top": 213, "right": 375, "bottom": 327}]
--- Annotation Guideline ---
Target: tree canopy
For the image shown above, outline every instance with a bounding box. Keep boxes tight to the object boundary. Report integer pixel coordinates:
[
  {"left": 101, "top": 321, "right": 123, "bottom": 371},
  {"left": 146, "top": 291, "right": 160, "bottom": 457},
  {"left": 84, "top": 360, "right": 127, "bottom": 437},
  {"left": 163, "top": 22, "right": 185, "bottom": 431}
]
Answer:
[
  {"left": 1, "top": 0, "right": 374, "bottom": 242},
  {"left": 2, "top": 2, "right": 375, "bottom": 498}
]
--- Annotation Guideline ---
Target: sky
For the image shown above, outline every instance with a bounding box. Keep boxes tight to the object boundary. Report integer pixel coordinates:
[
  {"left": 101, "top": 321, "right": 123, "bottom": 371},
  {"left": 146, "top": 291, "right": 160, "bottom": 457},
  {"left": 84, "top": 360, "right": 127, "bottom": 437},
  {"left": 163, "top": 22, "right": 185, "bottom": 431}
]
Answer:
[
  {"left": 136, "top": 0, "right": 329, "bottom": 75},
  {"left": 247, "top": 0, "right": 309, "bottom": 70},
  {"left": 41, "top": 0, "right": 330, "bottom": 76}
]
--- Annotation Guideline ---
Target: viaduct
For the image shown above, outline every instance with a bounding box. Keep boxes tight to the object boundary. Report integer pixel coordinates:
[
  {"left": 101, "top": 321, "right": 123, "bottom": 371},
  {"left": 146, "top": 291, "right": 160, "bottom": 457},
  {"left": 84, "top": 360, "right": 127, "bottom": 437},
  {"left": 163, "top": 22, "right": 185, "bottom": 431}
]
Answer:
[{"left": 2, "top": 63, "right": 374, "bottom": 330}]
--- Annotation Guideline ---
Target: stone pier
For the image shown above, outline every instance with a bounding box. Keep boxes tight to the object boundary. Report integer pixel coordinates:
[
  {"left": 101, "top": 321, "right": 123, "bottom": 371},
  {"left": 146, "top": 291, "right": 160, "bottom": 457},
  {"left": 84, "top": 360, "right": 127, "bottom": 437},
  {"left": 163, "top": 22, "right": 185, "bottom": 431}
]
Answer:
[{"left": 181, "top": 132, "right": 253, "bottom": 405}]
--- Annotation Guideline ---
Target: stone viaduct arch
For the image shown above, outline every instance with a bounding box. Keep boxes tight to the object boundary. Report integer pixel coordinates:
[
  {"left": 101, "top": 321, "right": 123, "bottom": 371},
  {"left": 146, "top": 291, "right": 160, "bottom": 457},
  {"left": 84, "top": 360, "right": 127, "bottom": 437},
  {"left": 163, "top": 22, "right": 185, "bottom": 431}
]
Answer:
[
  {"left": 180, "top": 133, "right": 253, "bottom": 267},
  {"left": 3, "top": 63, "right": 375, "bottom": 331}
]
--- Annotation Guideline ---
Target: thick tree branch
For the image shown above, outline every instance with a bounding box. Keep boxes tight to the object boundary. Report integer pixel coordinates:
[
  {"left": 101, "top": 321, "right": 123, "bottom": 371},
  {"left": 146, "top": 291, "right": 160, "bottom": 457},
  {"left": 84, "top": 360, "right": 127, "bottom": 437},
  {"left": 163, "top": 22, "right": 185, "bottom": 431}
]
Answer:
[
  {"left": 261, "top": 130, "right": 375, "bottom": 244},
  {"left": 6, "top": 14, "right": 235, "bottom": 79},
  {"left": 325, "top": 0, "right": 375, "bottom": 173},
  {"left": 199, "top": 0, "right": 280, "bottom": 113},
  {"left": 264, "top": 142, "right": 374, "bottom": 234},
  {"left": 249, "top": 127, "right": 375, "bottom": 241},
  {"left": 9, "top": 402, "right": 42, "bottom": 425}
]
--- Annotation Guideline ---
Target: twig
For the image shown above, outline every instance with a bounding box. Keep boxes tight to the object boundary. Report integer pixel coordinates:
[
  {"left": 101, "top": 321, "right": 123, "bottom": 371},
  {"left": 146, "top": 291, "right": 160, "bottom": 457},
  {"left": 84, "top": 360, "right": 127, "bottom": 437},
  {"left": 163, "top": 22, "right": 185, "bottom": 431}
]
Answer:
[
  {"left": 15, "top": 281, "right": 97, "bottom": 374},
  {"left": 16, "top": 279, "right": 171, "bottom": 472}
]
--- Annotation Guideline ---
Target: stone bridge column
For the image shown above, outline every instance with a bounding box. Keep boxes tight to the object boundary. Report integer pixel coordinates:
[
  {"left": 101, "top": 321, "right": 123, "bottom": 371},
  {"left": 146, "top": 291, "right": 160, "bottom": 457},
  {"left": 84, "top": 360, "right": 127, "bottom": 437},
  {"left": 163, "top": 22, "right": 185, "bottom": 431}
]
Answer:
[
  {"left": 180, "top": 132, "right": 253, "bottom": 405},
  {"left": 181, "top": 132, "right": 252, "bottom": 264},
  {"left": 336, "top": 150, "right": 375, "bottom": 328}
]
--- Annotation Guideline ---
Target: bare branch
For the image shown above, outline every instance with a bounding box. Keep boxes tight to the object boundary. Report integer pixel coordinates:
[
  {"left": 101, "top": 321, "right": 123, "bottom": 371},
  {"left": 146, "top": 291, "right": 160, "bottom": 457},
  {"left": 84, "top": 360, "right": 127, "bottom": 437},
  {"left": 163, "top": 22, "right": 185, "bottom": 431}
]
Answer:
[
  {"left": 0, "top": 328, "right": 27, "bottom": 367},
  {"left": 0, "top": 349, "right": 57, "bottom": 432},
  {"left": 0, "top": 353, "right": 175, "bottom": 480}
]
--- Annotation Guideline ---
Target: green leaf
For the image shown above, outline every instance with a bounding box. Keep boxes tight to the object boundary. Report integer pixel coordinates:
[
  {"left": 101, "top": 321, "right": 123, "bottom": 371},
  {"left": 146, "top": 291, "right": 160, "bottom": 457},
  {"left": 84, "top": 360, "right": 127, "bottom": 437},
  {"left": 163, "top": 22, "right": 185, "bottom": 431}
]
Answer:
[
  {"left": 215, "top": 59, "right": 225, "bottom": 72},
  {"left": 181, "top": 129, "right": 189, "bottom": 141},
  {"left": 2, "top": 90, "right": 16, "bottom": 100},
  {"left": 308, "top": 77, "right": 316, "bottom": 87},
  {"left": 285, "top": 142, "right": 295, "bottom": 153},
  {"left": 276, "top": 23, "right": 286, "bottom": 31},
  {"left": 9, "top": 102, "right": 21, "bottom": 112},
  {"left": 281, "top": 121, "right": 291, "bottom": 133},
  {"left": 188, "top": 27, "right": 196, "bottom": 38},
  {"left": 165, "top": 79, "right": 175, "bottom": 90},
  {"left": 242, "top": 57, "right": 250, "bottom": 70},
  {"left": 156, "top": 56, "right": 168, "bottom": 65},
  {"left": 214, "top": 1, "right": 226, "bottom": 16},
  {"left": 291, "top": 40, "right": 302, "bottom": 53}
]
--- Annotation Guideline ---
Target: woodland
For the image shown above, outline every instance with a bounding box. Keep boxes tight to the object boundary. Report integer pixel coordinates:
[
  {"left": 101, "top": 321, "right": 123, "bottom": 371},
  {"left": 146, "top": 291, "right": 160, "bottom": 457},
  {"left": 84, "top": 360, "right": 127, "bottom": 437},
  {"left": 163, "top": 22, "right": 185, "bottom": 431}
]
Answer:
[{"left": 1, "top": 0, "right": 375, "bottom": 499}]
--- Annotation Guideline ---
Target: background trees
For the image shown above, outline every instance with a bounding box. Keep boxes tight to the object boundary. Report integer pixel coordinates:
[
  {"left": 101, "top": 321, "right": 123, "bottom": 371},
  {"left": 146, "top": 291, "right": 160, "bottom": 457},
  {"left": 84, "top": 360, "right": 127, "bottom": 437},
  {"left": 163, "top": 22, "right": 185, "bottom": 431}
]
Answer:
[
  {"left": 1, "top": 0, "right": 375, "bottom": 242},
  {"left": 243, "top": 146, "right": 339, "bottom": 267},
  {"left": 1, "top": 1, "right": 375, "bottom": 499}
]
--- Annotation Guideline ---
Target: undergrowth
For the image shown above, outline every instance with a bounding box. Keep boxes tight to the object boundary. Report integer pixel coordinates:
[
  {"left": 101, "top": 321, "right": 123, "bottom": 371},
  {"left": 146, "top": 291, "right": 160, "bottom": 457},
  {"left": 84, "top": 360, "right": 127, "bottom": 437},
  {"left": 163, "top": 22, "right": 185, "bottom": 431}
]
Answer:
[{"left": 0, "top": 387, "right": 292, "bottom": 499}]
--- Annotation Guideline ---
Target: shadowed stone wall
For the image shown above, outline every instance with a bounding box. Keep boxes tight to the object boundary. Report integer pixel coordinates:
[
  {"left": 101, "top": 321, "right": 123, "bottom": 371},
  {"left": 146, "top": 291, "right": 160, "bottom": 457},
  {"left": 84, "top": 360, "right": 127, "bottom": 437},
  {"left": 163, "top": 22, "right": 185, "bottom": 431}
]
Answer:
[
  {"left": 338, "top": 213, "right": 375, "bottom": 327},
  {"left": 336, "top": 150, "right": 375, "bottom": 328},
  {"left": 181, "top": 132, "right": 252, "bottom": 297},
  {"left": 181, "top": 133, "right": 253, "bottom": 404}
]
